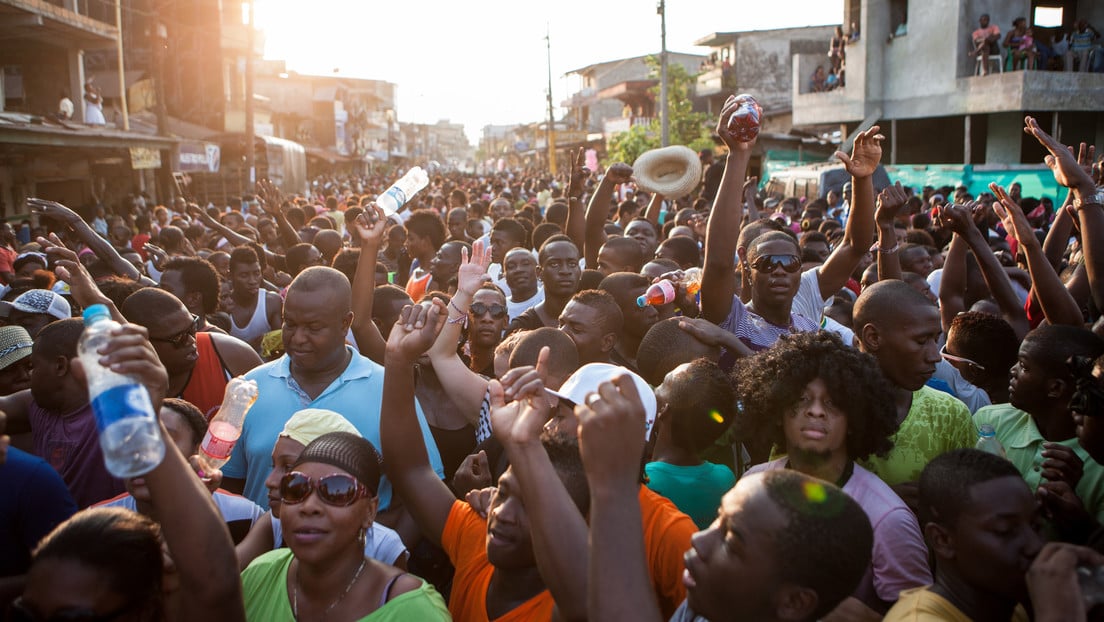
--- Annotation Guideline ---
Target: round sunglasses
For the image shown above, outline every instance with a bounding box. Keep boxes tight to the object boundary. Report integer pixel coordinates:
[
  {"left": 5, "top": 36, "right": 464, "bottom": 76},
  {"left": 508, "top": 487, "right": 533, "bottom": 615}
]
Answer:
[
  {"left": 469, "top": 302, "right": 507, "bottom": 319},
  {"left": 279, "top": 471, "right": 371, "bottom": 507}
]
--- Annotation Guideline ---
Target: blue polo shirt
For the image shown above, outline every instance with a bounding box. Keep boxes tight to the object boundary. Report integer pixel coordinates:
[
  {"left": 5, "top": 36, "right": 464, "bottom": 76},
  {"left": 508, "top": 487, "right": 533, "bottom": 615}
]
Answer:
[{"left": 223, "top": 348, "right": 445, "bottom": 510}]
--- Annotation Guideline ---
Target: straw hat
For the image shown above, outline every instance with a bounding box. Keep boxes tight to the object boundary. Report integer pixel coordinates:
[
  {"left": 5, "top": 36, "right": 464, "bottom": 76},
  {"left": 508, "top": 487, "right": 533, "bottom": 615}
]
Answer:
[
  {"left": 632, "top": 145, "right": 703, "bottom": 199},
  {"left": 0, "top": 325, "right": 33, "bottom": 370}
]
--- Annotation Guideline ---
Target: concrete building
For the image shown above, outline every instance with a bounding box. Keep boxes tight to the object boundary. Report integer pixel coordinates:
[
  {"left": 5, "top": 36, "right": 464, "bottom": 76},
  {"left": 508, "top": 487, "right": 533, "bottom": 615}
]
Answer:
[
  {"left": 0, "top": 0, "right": 178, "bottom": 214},
  {"left": 562, "top": 52, "right": 706, "bottom": 138},
  {"left": 791, "top": 0, "right": 1104, "bottom": 165}
]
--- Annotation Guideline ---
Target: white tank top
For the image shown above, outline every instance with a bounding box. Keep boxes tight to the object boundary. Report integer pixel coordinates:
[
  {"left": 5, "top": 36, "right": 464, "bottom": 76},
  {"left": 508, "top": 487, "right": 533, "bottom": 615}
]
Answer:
[{"left": 230, "top": 292, "right": 270, "bottom": 346}]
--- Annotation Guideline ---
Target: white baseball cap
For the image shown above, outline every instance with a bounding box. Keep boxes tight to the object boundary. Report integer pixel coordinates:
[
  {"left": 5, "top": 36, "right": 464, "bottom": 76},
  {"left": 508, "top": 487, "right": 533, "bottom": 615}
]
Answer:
[
  {"left": 0, "top": 289, "right": 71, "bottom": 320},
  {"left": 546, "top": 363, "right": 657, "bottom": 441}
]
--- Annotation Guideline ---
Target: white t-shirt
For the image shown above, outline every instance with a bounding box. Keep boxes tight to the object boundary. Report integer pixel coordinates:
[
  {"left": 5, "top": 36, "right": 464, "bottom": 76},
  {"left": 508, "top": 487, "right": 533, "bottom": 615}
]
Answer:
[
  {"left": 507, "top": 286, "right": 544, "bottom": 321},
  {"left": 487, "top": 263, "right": 512, "bottom": 298}
]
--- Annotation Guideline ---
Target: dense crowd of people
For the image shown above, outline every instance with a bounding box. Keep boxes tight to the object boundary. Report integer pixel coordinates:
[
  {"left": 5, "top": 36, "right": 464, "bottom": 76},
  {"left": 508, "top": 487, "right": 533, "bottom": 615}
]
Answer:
[{"left": 1, "top": 99, "right": 1104, "bottom": 622}]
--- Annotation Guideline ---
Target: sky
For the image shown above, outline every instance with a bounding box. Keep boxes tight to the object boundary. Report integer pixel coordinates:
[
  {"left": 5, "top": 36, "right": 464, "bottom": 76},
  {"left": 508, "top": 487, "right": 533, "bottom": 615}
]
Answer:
[{"left": 255, "top": 0, "right": 843, "bottom": 145}]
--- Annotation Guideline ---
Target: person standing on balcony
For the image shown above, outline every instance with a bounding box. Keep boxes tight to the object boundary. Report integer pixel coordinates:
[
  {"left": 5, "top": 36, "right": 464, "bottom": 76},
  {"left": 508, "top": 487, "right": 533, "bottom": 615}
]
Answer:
[
  {"left": 971, "top": 14, "right": 1001, "bottom": 75},
  {"left": 829, "top": 26, "right": 847, "bottom": 73},
  {"left": 1066, "top": 19, "right": 1101, "bottom": 72},
  {"left": 82, "top": 79, "right": 105, "bottom": 126}
]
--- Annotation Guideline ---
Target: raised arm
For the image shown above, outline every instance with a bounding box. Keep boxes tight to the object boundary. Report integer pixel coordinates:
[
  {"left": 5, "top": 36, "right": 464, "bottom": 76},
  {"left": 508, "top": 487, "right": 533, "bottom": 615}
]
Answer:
[
  {"left": 1041, "top": 196, "right": 1076, "bottom": 272},
  {"left": 643, "top": 191, "right": 665, "bottom": 228},
  {"left": 701, "top": 95, "right": 754, "bottom": 324},
  {"left": 584, "top": 163, "right": 632, "bottom": 267},
  {"left": 578, "top": 375, "right": 663, "bottom": 622},
  {"left": 92, "top": 324, "right": 243, "bottom": 622},
  {"left": 818, "top": 126, "right": 883, "bottom": 297},
  {"left": 381, "top": 300, "right": 457, "bottom": 546},
  {"left": 27, "top": 199, "right": 154, "bottom": 286},
  {"left": 39, "top": 235, "right": 124, "bottom": 323},
  {"left": 426, "top": 240, "right": 494, "bottom": 423},
  {"left": 564, "top": 149, "right": 589, "bottom": 249},
  {"left": 873, "top": 182, "right": 907, "bottom": 282},
  {"left": 742, "top": 177, "right": 759, "bottom": 224},
  {"left": 256, "top": 180, "right": 301, "bottom": 249},
  {"left": 349, "top": 205, "right": 389, "bottom": 364},
  {"left": 490, "top": 352, "right": 590, "bottom": 622},
  {"left": 992, "top": 182, "right": 1083, "bottom": 326},
  {"left": 937, "top": 231, "right": 968, "bottom": 333},
  {"left": 1023, "top": 119, "right": 1104, "bottom": 315}
]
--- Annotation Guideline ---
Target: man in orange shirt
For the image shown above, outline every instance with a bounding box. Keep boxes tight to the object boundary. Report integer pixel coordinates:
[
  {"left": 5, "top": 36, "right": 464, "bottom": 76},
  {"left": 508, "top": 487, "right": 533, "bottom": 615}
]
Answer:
[{"left": 382, "top": 300, "right": 587, "bottom": 621}]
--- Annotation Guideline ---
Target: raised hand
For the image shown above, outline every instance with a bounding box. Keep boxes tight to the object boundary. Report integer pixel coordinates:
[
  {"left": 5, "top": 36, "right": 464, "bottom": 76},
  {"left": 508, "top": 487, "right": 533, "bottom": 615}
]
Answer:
[
  {"left": 743, "top": 176, "right": 758, "bottom": 209},
  {"left": 456, "top": 238, "right": 492, "bottom": 296},
  {"left": 990, "top": 182, "right": 1033, "bottom": 244},
  {"left": 566, "top": 148, "right": 590, "bottom": 200},
  {"left": 386, "top": 300, "right": 447, "bottom": 362},
  {"left": 255, "top": 179, "right": 284, "bottom": 214},
  {"left": 145, "top": 243, "right": 169, "bottom": 273},
  {"left": 1024, "top": 116, "right": 1097, "bottom": 193},
  {"left": 836, "top": 125, "right": 885, "bottom": 179},
  {"left": 935, "top": 202, "right": 977, "bottom": 237},
  {"left": 874, "top": 181, "right": 908, "bottom": 228},
  {"left": 715, "top": 94, "right": 759, "bottom": 151},
  {"left": 351, "top": 203, "right": 388, "bottom": 248},
  {"left": 37, "top": 235, "right": 105, "bottom": 308},
  {"left": 489, "top": 347, "right": 552, "bottom": 447},
  {"left": 26, "top": 198, "right": 81, "bottom": 225},
  {"left": 576, "top": 374, "right": 648, "bottom": 490},
  {"left": 604, "top": 162, "right": 633, "bottom": 185},
  {"left": 451, "top": 450, "right": 491, "bottom": 497},
  {"left": 187, "top": 203, "right": 218, "bottom": 227}
]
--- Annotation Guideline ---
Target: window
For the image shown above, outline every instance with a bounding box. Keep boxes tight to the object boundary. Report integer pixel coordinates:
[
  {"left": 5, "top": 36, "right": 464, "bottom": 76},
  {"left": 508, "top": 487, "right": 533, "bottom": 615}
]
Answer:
[{"left": 1033, "top": 7, "right": 1063, "bottom": 28}]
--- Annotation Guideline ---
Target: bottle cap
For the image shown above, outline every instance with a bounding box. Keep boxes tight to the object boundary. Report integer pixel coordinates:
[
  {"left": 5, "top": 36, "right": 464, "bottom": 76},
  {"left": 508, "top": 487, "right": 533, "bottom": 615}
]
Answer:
[
  {"left": 978, "top": 424, "right": 996, "bottom": 437},
  {"left": 82, "top": 303, "right": 111, "bottom": 325}
]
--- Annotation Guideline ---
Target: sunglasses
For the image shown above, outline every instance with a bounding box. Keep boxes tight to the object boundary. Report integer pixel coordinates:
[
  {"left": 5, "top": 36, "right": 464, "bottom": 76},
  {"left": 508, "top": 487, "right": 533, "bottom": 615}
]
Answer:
[
  {"left": 940, "top": 345, "right": 985, "bottom": 371},
  {"left": 469, "top": 302, "right": 507, "bottom": 319},
  {"left": 149, "top": 314, "right": 200, "bottom": 348},
  {"left": 279, "top": 471, "right": 371, "bottom": 507},
  {"left": 749, "top": 254, "right": 802, "bottom": 273},
  {"left": 9, "top": 598, "right": 132, "bottom": 622}
]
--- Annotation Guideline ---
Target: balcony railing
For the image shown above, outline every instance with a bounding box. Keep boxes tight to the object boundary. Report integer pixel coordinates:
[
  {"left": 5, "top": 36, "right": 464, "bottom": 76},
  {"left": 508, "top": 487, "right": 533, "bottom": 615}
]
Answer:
[
  {"left": 695, "top": 67, "right": 736, "bottom": 97},
  {"left": 603, "top": 116, "right": 654, "bottom": 136}
]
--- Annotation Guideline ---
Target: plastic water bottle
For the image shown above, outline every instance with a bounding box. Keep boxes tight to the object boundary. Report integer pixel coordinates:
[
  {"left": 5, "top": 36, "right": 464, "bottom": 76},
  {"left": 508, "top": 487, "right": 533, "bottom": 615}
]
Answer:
[
  {"left": 376, "top": 166, "right": 429, "bottom": 217},
  {"left": 196, "top": 377, "right": 258, "bottom": 474},
  {"left": 975, "top": 424, "right": 1007, "bottom": 458},
  {"left": 636, "top": 268, "right": 703, "bottom": 307},
  {"left": 727, "top": 94, "right": 762, "bottom": 142},
  {"left": 78, "top": 304, "right": 165, "bottom": 478}
]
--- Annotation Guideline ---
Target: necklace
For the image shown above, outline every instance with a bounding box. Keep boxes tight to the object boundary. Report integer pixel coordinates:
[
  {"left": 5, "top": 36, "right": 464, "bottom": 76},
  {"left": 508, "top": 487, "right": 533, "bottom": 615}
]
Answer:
[{"left": 293, "top": 557, "right": 367, "bottom": 621}]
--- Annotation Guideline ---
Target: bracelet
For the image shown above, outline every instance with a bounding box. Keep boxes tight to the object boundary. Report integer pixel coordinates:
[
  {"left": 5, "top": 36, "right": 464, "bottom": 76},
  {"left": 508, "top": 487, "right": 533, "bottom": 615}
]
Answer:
[
  {"left": 449, "top": 300, "right": 467, "bottom": 316},
  {"left": 447, "top": 314, "right": 468, "bottom": 326},
  {"left": 869, "top": 241, "right": 899, "bottom": 254}
]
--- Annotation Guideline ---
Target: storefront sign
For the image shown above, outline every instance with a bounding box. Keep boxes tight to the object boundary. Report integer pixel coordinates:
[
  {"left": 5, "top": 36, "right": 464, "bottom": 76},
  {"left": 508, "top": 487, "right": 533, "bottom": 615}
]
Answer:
[
  {"left": 129, "top": 147, "right": 161, "bottom": 170},
  {"left": 176, "top": 142, "right": 220, "bottom": 173}
]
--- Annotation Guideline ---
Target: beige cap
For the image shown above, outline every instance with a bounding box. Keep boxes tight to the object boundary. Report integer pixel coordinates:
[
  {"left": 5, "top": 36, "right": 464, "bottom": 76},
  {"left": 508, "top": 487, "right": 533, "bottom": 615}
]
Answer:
[{"left": 279, "top": 408, "right": 360, "bottom": 447}]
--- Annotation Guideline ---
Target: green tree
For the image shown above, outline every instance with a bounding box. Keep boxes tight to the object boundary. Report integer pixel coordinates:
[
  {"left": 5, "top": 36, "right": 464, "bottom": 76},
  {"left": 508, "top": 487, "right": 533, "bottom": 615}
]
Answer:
[{"left": 605, "top": 55, "right": 715, "bottom": 165}]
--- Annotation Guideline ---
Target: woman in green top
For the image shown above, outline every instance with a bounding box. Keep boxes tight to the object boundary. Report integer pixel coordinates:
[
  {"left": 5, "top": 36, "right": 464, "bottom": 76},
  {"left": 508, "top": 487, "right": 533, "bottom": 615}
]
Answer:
[{"left": 241, "top": 432, "right": 450, "bottom": 621}]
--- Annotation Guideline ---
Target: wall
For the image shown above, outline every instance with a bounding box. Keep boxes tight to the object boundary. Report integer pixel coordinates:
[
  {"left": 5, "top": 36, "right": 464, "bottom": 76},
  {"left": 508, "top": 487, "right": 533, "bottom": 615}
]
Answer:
[{"left": 734, "top": 26, "right": 835, "bottom": 111}]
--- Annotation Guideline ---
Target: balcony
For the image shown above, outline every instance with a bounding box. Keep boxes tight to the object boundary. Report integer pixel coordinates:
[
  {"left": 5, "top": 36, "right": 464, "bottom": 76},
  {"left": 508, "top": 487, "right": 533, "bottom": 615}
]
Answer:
[
  {"left": 696, "top": 66, "right": 736, "bottom": 97},
  {"left": 560, "top": 87, "right": 597, "bottom": 109},
  {"left": 0, "top": 0, "right": 118, "bottom": 49}
]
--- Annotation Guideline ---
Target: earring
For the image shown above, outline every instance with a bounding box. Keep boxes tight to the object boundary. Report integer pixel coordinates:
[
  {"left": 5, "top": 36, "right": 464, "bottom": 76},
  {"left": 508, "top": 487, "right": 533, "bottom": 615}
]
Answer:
[{"left": 358, "top": 527, "right": 367, "bottom": 547}]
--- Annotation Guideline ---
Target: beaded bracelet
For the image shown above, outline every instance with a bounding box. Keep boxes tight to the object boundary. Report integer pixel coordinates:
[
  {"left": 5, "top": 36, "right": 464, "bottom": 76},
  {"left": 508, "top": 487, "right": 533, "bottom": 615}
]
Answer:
[{"left": 869, "top": 241, "right": 899, "bottom": 255}]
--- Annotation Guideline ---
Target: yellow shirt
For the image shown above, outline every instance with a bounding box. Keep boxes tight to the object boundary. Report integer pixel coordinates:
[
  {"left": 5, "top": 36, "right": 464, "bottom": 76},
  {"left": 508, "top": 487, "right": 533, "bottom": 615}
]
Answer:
[{"left": 884, "top": 587, "right": 1028, "bottom": 622}]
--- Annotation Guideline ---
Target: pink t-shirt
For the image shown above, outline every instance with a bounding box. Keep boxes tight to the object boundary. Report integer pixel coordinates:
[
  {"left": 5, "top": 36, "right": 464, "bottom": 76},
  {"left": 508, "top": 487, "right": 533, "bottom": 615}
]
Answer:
[
  {"left": 746, "top": 458, "right": 931, "bottom": 609},
  {"left": 972, "top": 24, "right": 1000, "bottom": 42}
]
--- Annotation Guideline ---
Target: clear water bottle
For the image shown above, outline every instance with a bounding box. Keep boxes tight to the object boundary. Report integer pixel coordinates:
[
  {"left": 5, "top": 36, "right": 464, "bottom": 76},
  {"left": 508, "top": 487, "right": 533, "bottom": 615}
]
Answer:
[
  {"left": 975, "top": 424, "right": 1007, "bottom": 458},
  {"left": 78, "top": 304, "right": 165, "bottom": 478},
  {"left": 376, "top": 166, "right": 429, "bottom": 217},
  {"left": 196, "top": 377, "right": 258, "bottom": 474}
]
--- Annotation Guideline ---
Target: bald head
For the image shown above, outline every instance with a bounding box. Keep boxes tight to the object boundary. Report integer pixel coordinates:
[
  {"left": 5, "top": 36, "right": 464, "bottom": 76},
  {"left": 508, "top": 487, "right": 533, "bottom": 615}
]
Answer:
[
  {"left": 288, "top": 266, "right": 352, "bottom": 313},
  {"left": 853, "top": 279, "right": 936, "bottom": 328}
]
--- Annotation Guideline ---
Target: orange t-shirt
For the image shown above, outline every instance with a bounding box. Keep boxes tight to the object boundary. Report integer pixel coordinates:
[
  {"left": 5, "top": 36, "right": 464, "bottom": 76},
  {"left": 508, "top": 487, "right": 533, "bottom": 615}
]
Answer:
[
  {"left": 441, "top": 501, "right": 555, "bottom": 622},
  {"left": 640, "top": 485, "right": 695, "bottom": 618},
  {"left": 405, "top": 271, "right": 432, "bottom": 303}
]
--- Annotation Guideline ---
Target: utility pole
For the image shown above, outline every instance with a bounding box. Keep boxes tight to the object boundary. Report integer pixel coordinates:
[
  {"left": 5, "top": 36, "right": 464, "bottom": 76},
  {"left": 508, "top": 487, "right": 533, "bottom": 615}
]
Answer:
[
  {"left": 658, "top": 0, "right": 669, "bottom": 146},
  {"left": 244, "top": 0, "right": 256, "bottom": 186},
  {"left": 114, "top": 0, "right": 129, "bottom": 131},
  {"left": 545, "top": 25, "right": 557, "bottom": 175}
]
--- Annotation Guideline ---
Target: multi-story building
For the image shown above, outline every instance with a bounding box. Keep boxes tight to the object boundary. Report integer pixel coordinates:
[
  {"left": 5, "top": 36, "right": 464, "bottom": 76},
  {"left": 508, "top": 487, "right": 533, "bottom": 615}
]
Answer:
[
  {"left": 562, "top": 52, "right": 706, "bottom": 139},
  {"left": 0, "top": 0, "right": 178, "bottom": 213},
  {"left": 791, "top": 0, "right": 1104, "bottom": 165}
]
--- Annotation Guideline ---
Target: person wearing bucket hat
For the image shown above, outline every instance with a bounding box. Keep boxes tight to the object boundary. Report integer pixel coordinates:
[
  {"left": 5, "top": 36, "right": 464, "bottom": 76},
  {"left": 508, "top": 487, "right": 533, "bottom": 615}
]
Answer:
[
  {"left": 0, "top": 325, "right": 33, "bottom": 394},
  {"left": 0, "top": 289, "right": 71, "bottom": 337}
]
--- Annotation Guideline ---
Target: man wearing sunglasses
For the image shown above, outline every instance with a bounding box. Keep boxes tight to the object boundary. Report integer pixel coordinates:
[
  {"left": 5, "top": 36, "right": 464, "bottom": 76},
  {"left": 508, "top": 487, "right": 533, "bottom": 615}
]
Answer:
[
  {"left": 702, "top": 102, "right": 881, "bottom": 360},
  {"left": 121, "top": 288, "right": 262, "bottom": 419}
]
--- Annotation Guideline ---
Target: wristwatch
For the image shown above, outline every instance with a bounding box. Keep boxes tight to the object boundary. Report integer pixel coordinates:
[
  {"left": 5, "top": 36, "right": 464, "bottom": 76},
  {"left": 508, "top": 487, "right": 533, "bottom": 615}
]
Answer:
[{"left": 1073, "top": 188, "right": 1104, "bottom": 210}]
